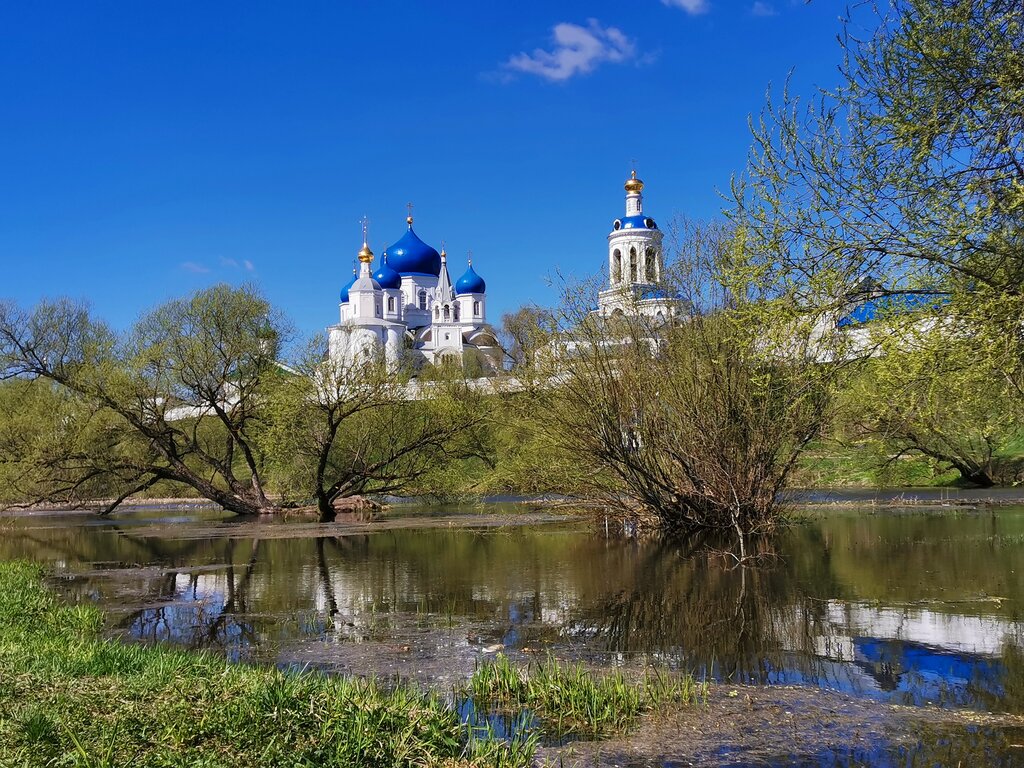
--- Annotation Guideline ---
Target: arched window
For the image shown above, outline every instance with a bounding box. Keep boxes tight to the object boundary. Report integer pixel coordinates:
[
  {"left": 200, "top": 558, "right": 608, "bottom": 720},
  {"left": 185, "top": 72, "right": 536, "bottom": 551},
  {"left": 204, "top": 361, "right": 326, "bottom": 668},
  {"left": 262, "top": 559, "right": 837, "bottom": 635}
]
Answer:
[
  {"left": 434, "top": 306, "right": 440, "bottom": 319},
  {"left": 375, "top": 302, "right": 381, "bottom": 317},
  {"left": 454, "top": 304, "right": 460, "bottom": 320},
  {"left": 387, "top": 296, "right": 395, "bottom": 312},
  {"left": 646, "top": 248, "right": 657, "bottom": 281},
  {"left": 473, "top": 301, "right": 480, "bottom": 317},
  {"left": 612, "top": 249, "right": 622, "bottom": 283},
  {"left": 443, "top": 305, "right": 451, "bottom": 321},
  {"left": 419, "top": 290, "right": 428, "bottom": 311},
  {"left": 629, "top": 247, "right": 637, "bottom": 282}
]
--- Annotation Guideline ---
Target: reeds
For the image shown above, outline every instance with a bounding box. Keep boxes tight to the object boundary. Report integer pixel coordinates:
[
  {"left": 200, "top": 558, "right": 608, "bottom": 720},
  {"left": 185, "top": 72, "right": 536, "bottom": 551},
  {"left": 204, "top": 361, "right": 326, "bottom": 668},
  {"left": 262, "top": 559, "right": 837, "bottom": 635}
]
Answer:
[{"left": 467, "top": 653, "right": 706, "bottom": 739}]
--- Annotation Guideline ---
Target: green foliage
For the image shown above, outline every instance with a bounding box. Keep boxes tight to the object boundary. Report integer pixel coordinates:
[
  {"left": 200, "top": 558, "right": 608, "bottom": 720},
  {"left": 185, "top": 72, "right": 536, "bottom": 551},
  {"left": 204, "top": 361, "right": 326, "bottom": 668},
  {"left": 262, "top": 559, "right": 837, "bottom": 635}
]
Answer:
[
  {"left": 261, "top": 336, "right": 492, "bottom": 516},
  {"left": 468, "top": 653, "right": 705, "bottom": 740},
  {"left": 728, "top": 0, "right": 1024, "bottom": 488},
  {"left": 733, "top": 0, "right": 1024, "bottom": 306},
  {"left": 0, "top": 286, "right": 288, "bottom": 515},
  {"left": 843, "top": 315, "right": 1024, "bottom": 486},
  {"left": 508, "top": 220, "right": 842, "bottom": 535},
  {"left": 0, "top": 560, "right": 532, "bottom": 767}
]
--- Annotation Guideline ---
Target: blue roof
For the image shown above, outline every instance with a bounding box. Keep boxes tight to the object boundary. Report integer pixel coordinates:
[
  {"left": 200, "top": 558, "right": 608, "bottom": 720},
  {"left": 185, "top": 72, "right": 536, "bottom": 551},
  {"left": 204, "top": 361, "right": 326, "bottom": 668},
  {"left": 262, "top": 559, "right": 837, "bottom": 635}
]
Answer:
[
  {"left": 640, "top": 287, "right": 677, "bottom": 300},
  {"left": 455, "top": 263, "right": 486, "bottom": 295},
  {"left": 613, "top": 215, "right": 657, "bottom": 231},
  {"left": 339, "top": 272, "right": 357, "bottom": 303},
  {"left": 373, "top": 255, "right": 402, "bottom": 289},
  {"left": 837, "top": 292, "right": 948, "bottom": 327},
  {"left": 384, "top": 225, "right": 441, "bottom": 277}
]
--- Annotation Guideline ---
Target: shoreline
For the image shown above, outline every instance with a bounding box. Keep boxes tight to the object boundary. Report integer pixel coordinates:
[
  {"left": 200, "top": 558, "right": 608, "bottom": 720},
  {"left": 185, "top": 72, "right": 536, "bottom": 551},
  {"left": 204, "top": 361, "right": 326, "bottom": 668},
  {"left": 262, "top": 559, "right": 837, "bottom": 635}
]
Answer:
[{"left": 6, "top": 488, "right": 1024, "bottom": 518}]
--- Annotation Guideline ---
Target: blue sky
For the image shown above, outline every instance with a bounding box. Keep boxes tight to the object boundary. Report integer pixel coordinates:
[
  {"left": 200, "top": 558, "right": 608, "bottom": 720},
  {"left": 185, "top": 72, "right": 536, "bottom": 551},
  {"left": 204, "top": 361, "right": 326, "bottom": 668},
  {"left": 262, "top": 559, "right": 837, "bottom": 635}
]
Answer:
[{"left": 1, "top": 1, "right": 852, "bottom": 337}]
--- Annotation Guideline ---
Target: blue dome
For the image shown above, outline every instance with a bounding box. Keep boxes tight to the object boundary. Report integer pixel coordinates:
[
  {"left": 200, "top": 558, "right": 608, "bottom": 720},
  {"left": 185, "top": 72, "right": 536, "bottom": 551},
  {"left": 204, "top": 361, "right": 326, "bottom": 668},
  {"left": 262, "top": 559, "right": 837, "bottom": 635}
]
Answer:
[
  {"left": 339, "top": 272, "right": 357, "bottom": 303},
  {"left": 612, "top": 215, "right": 658, "bottom": 231},
  {"left": 385, "top": 225, "right": 441, "bottom": 276},
  {"left": 373, "top": 255, "right": 402, "bottom": 289},
  {"left": 640, "top": 287, "right": 669, "bottom": 300},
  {"left": 455, "top": 263, "right": 486, "bottom": 295}
]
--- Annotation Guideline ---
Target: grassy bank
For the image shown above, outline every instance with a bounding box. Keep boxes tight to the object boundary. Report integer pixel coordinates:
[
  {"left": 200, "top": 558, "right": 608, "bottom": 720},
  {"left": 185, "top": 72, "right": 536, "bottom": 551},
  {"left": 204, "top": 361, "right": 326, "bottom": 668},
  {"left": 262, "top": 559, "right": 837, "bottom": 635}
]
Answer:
[
  {"left": 0, "top": 561, "right": 521, "bottom": 767},
  {"left": 0, "top": 561, "right": 703, "bottom": 767}
]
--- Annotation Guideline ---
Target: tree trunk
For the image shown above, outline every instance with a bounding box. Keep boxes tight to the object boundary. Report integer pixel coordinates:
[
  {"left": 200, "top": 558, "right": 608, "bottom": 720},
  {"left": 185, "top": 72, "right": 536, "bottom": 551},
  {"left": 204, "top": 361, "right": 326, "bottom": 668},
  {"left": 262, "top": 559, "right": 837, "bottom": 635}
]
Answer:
[
  {"left": 316, "top": 491, "right": 336, "bottom": 523},
  {"left": 960, "top": 467, "right": 995, "bottom": 488}
]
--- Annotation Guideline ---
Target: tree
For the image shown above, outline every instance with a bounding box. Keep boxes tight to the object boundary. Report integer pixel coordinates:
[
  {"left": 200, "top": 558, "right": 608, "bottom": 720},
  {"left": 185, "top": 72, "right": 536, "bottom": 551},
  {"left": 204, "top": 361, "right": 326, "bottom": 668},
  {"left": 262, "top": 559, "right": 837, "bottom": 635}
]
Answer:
[
  {"left": 845, "top": 313, "right": 1024, "bottom": 487},
  {"left": 527, "top": 220, "right": 840, "bottom": 538},
  {"left": 732, "top": 0, "right": 1024, "bottom": 338},
  {"left": 262, "top": 334, "right": 492, "bottom": 521},
  {"left": 728, "top": 0, "right": 1024, "bottom": 486},
  {"left": 0, "top": 285, "right": 288, "bottom": 515},
  {"left": 499, "top": 306, "right": 556, "bottom": 371}
]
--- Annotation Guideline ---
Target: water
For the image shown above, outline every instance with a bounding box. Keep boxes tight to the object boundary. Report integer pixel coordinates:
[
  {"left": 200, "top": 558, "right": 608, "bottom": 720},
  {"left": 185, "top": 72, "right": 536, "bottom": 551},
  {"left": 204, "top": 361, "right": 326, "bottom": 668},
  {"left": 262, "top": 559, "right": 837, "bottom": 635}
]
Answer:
[{"left": 5, "top": 502, "right": 1024, "bottom": 764}]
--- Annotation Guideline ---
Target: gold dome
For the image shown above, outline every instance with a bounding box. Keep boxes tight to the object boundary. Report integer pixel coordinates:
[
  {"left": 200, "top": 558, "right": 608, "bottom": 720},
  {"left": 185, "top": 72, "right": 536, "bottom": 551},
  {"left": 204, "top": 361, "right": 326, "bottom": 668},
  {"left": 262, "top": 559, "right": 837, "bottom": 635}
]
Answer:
[
  {"left": 624, "top": 169, "right": 644, "bottom": 193},
  {"left": 358, "top": 242, "right": 374, "bottom": 264}
]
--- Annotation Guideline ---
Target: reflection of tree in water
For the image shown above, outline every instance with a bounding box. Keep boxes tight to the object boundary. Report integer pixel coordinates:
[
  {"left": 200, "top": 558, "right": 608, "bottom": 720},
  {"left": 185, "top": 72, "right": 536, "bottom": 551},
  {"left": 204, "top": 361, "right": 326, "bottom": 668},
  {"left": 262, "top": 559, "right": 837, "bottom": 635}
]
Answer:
[
  {"left": 119, "top": 538, "right": 264, "bottom": 654},
  {"left": 580, "top": 528, "right": 843, "bottom": 683}
]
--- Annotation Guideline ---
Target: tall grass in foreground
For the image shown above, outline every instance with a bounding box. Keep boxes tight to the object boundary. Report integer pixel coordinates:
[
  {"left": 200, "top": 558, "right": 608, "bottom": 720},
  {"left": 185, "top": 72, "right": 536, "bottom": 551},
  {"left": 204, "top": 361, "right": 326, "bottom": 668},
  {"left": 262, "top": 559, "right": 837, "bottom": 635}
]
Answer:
[
  {"left": 0, "top": 561, "right": 704, "bottom": 766},
  {"left": 0, "top": 561, "right": 523, "bottom": 767},
  {"left": 468, "top": 653, "right": 707, "bottom": 739}
]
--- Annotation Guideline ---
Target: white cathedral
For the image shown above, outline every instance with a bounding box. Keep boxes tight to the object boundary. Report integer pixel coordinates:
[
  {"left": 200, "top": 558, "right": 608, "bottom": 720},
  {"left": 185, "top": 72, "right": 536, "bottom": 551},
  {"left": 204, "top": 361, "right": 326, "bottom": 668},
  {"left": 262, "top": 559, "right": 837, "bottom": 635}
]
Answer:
[
  {"left": 328, "top": 213, "right": 500, "bottom": 370},
  {"left": 328, "top": 170, "right": 674, "bottom": 370}
]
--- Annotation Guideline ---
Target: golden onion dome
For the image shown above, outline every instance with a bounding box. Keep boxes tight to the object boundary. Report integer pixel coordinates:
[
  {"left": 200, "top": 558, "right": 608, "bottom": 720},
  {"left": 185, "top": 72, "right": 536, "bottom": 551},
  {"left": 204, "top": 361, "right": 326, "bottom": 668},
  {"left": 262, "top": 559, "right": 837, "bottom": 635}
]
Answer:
[
  {"left": 624, "top": 169, "right": 644, "bottom": 193},
  {"left": 358, "top": 241, "right": 374, "bottom": 264}
]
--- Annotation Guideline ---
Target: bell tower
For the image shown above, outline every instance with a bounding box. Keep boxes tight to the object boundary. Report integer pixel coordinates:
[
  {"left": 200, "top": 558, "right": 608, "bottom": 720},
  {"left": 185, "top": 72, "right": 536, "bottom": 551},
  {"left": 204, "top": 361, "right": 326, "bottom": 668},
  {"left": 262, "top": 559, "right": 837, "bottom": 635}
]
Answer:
[{"left": 598, "top": 169, "right": 666, "bottom": 318}]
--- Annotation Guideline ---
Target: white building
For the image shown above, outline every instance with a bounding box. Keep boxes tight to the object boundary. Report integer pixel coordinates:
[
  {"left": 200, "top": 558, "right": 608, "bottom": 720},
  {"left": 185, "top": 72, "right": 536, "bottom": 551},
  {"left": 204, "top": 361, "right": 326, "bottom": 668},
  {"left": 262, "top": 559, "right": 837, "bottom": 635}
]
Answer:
[
  {"left": 328, "top": 215, "right": 500, "bottom": 370},
  {"left": 597, "top": 170, "right": 679, "bottom": 322}
]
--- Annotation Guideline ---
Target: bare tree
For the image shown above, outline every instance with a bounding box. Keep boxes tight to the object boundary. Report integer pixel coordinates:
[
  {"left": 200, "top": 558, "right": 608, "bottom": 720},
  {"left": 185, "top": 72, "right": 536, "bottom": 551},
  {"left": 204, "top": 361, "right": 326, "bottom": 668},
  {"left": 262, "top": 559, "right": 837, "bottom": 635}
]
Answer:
[{"left": 530, "top": 220, "right": 841, "bottom": 538}]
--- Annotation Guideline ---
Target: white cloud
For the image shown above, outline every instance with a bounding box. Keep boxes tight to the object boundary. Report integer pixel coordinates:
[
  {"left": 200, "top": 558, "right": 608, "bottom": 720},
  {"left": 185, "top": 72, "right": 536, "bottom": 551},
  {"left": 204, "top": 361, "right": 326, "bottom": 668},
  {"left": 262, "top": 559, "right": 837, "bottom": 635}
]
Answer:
[
  {"left": 504, "top": 19, "right": 636, "bottom": 82},
  {"left": 220, "top": 257, "right": 239, "bottom": 268},
  {"left": 243, "top": 259, "right": 255, "bottom": 271},
  {"left": 661, "top": 0, "right": 709, "bottom": 15},
  {"left": 181, "top": 261, "right": 210, "bottom": 274},
  {"left": 751, "top": 1, "right": 777, "bottom": 16}
]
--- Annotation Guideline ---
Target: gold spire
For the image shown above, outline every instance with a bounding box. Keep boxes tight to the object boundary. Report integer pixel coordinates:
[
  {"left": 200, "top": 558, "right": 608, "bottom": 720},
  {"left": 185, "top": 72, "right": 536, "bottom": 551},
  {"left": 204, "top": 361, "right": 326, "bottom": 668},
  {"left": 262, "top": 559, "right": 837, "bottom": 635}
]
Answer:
[
  {"left": 406, "top": 201, "right": 414, "bottom": 227},
  {"left": 624, "top": 168, "right": 644, "bottom": 193},
  {"left": 358, "top": 216, "right": 374, "bottom": 263}
]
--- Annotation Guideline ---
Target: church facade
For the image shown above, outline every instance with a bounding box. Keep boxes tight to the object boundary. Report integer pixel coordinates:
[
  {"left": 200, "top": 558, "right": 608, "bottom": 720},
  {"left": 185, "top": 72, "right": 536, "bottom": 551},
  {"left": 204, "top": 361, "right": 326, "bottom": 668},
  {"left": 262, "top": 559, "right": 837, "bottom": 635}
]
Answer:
[
  {"left": 328, "top": 214, "right": 499, "bottom": 370},
  {"left": 328, "top": 170, "right": 675, "bottom": 371}
]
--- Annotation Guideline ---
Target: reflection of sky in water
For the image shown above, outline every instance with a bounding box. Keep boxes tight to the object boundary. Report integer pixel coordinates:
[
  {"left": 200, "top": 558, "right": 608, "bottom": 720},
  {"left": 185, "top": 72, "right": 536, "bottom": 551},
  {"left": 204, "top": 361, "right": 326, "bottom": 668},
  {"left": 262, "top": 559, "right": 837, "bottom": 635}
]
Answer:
[{"left": 6, "top": 505, "right": 1024, "bottom": 716}]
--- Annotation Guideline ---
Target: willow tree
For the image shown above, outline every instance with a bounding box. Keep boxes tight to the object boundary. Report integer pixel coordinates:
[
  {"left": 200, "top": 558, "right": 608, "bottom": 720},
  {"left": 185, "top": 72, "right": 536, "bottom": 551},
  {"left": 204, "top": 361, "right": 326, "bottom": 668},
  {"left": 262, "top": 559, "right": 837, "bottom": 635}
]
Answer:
[
  {"left": 844, "top": 310, "right": 1024, "bottom": 487},
  {"left": 262, "top": 334, "right": 491, "bottom": 521},
  {"left": 731, "top": 0, "right": 1024, "bottom": 364},
  {"left": 531, "top": 220, "right": 842, "bottom": 538},
  {"left": 0, "top": 285, "right": 287, "bottom": 515}
]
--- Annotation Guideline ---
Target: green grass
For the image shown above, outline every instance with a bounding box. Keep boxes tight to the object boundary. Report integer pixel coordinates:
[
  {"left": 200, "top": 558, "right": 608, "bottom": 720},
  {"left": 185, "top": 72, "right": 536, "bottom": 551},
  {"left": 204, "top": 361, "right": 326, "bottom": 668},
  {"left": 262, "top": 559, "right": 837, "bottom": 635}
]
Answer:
[
  {"left": 0, "top": 561, "right": 523, "bottom": 767},
  {"left": 0, "top": 562, "right": 705, "bottom": 767},
  {"left": 791, "top": 439, "right": 962, "bottom": 488},
  {"left": 467, "top": 653, "right": 706, "bottom": 740}
]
